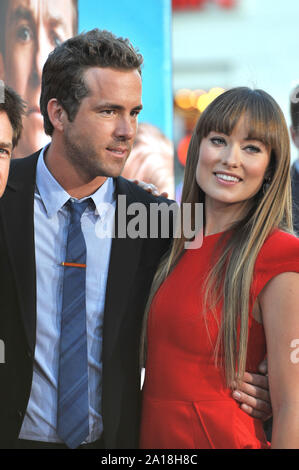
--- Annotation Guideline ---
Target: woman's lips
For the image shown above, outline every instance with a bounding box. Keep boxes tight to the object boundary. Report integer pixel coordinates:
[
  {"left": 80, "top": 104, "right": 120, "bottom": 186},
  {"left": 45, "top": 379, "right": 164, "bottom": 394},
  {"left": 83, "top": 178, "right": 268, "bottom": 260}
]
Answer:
[{"left": 214, "top": 172, "right": 242, "bottom": 185}]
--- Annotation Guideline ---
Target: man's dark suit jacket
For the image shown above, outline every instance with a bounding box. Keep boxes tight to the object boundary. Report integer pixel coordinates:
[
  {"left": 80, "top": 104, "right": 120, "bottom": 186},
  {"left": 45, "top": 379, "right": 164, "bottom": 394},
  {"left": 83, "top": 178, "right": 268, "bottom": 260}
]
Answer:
[
  {"left": 0, "top": 151, "right": 173, "bottom": 449},
  {"left": 291, "top": 162, "right": 299, "bottom": 235}
]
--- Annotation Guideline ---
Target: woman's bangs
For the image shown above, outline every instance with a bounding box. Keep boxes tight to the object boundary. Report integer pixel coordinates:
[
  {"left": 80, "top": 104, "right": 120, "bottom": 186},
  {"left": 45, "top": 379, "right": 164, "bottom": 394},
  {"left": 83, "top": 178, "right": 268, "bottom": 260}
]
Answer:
[
  {"left": 197, "top": 88, "right": 281, "bottom": 152},
  {"left": 197, "top": 97, "right": 243, "bottom": 138},
  {"left": 242, "top": 101, "right": 279, "bottom": 151}
]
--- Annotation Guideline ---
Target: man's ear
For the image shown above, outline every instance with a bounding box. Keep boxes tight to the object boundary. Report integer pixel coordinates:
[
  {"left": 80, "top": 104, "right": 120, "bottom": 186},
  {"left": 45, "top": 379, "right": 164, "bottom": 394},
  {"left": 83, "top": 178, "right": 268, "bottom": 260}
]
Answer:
[
  {"left": 47, "top": 99, "right": 66, "bottom": 132},
  {"left": 0, "top": 53, "right": 5, "bottom": 80}
]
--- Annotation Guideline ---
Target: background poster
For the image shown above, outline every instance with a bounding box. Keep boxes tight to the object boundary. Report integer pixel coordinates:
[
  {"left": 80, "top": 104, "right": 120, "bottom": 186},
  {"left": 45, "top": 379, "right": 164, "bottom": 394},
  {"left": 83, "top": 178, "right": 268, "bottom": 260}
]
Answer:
[{"left": 0, "top": 0, "right": 174, "bottom": 197}]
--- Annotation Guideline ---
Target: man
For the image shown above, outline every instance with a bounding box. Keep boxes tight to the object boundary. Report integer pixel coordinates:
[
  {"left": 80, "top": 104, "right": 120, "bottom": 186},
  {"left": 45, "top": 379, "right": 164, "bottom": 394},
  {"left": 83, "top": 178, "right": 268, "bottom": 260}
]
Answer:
[
  {"left": 290, "top": 85, "right": 299, "bottom": 235},
  {"left": 0, "top": 0, "right": 78, "bottom": 158},
  {"left": 0, "top": 83, "right": 26, "bottom": 194},
  {"left": 0, "top": 30, "right": 270, "bottom": 450}
]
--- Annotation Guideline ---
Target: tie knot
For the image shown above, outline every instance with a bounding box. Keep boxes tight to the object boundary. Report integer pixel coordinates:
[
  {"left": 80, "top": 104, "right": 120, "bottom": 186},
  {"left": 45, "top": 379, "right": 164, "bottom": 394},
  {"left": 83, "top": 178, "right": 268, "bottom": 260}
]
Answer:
[{"left": 68, "top": 198, "right": 92, "bottom": 224}]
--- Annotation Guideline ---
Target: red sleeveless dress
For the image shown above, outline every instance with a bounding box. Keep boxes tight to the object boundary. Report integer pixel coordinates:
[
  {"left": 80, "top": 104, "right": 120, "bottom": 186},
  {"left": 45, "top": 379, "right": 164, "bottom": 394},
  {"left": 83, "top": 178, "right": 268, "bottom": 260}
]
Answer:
[{"left": 140, "top": 229, "right": 299, "bottom": 449}]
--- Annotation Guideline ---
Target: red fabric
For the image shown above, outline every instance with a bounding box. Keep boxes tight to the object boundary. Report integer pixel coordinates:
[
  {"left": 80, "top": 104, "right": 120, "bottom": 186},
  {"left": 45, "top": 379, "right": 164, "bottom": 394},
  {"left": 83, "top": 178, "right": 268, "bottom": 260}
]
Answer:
[
  {"left": 140, "top": 229, "right": 299, "bottom": 449},
  {"left": 172, "top": 0, "right": 236, "bottom": 9}
]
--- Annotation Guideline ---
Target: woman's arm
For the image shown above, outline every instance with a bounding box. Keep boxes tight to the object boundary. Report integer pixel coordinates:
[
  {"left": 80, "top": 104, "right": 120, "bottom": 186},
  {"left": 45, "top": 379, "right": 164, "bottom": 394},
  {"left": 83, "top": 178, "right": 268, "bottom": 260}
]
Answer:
[{"left": 260, "top": 271, "right": 299, "bottom": 448}]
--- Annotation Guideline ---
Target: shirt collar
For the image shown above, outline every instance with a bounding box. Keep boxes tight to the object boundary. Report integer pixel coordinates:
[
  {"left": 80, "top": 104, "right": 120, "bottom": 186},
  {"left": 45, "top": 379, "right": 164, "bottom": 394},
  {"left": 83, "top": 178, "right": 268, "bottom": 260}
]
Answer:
[{"left": 36, "top": 145, "right": 115, "bottom": 218}]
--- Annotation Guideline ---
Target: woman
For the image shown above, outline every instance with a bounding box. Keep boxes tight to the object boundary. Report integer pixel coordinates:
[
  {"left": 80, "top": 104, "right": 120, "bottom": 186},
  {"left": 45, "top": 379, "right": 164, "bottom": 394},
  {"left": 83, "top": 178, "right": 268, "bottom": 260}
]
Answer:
[{"left": 140, "top": 87, "right": 299, "bottom": 449}]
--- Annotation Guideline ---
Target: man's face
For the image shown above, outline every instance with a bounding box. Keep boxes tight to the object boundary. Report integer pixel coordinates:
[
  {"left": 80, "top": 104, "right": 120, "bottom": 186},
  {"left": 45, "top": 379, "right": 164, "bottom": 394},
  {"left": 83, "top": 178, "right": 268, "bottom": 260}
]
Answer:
[
  {"left": 0, "top": 111, "right": 13, "bottom": 196},
  {"left": 3, "top": 0, "right": 75, "bottom": 158},
  {"left": 61, "top": 67, "right": 143, "bottom": 182}
]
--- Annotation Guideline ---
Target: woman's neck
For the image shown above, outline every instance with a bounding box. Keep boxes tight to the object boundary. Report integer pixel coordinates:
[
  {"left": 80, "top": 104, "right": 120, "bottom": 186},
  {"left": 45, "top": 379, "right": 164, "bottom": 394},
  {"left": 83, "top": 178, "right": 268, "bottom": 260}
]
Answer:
[{"left": 204, "top": 198, "right": 252, "bottom": 236}]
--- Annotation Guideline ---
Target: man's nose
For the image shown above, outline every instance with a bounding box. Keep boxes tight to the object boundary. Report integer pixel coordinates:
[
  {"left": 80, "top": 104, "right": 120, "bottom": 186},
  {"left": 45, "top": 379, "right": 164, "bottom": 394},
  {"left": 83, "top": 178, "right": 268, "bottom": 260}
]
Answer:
[{"left": 114, "top": 116, "right": 136, "bottom": 140}]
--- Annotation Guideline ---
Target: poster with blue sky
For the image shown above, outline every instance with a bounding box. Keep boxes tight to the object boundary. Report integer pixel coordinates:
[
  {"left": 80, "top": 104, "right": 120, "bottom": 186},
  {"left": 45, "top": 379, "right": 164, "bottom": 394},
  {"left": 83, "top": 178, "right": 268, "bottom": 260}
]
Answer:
[{"left": 78, "top": 0, "right": 172, "bottom": 139}]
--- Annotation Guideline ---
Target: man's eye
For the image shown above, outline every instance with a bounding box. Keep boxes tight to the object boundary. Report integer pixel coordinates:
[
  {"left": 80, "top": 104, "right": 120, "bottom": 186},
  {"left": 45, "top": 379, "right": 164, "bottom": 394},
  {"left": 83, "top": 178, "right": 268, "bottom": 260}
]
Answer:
[
  {"left": 101, "top": 110, "right": 115, "bottom": 115},
  {"left": 16, "top": 25, "right": 32, "bottom": 42}
]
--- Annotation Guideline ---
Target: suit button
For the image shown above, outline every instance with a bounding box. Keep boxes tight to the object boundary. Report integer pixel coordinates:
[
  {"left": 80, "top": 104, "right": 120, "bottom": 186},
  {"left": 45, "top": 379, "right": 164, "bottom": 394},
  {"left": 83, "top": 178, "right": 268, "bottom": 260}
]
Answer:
[{"left": 17, "top": 410, "right": 23, "bottom": 419}]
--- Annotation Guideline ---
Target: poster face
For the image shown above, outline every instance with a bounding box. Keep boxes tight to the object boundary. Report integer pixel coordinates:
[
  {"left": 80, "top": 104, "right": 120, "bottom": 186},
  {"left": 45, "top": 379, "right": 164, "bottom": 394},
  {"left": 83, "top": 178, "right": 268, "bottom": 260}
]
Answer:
[
  {"left": 0, "top": 0, "right": 174, "bottom": 197},
  {"left": 0, "top": 0, "right": 77, "bottom": 158}
]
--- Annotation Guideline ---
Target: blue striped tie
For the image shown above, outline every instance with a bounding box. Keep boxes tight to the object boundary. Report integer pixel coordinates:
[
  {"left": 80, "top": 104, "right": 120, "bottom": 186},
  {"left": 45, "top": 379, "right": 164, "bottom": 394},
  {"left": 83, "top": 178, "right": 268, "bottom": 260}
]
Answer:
[{"left": 57, "top": 199, "right": 90, "bottom": 449}]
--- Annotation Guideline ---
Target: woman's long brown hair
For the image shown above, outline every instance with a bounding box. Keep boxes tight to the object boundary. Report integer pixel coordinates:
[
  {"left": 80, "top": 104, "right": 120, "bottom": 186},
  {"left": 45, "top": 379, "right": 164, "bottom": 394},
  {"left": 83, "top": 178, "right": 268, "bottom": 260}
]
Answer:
[{"left": 141, "top": 87, "right": 293, "bottom": 387}]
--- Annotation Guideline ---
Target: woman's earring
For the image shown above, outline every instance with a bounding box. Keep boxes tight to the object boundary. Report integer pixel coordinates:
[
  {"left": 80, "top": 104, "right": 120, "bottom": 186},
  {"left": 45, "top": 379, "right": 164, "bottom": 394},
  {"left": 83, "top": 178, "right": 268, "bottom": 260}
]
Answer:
[{"left": 263, "top": 177, "right": 271, "bottom": 195}]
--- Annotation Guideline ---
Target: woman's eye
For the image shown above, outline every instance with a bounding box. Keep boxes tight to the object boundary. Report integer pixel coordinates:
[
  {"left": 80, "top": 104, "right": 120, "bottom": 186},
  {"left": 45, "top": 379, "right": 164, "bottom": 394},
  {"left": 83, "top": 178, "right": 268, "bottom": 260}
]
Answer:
[
  {"left": 210, "top": 137, "right": 226, "bottom": 145},
  {"left": 100, "top": 110, "right": 115, "bottom": 116},
  {"left": 244, "top": 145, "right": 261, "bottom": 153}
]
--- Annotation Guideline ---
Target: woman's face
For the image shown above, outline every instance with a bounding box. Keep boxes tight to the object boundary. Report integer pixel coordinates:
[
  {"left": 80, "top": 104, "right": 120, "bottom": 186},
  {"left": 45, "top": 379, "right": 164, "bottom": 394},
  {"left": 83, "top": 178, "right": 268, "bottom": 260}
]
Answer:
[{"left": 195, "top": 116, "right": 271, "bottom": 214}]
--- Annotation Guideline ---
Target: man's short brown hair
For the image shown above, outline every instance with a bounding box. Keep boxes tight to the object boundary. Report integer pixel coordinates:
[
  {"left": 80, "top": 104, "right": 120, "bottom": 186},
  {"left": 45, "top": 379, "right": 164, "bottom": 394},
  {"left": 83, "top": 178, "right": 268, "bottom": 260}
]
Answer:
[
  {"left": 0, "top": 83, "right": 26, "bottom": 148},
  {"left": 40, "top": 29, "right": 143, "bottom": 136}
]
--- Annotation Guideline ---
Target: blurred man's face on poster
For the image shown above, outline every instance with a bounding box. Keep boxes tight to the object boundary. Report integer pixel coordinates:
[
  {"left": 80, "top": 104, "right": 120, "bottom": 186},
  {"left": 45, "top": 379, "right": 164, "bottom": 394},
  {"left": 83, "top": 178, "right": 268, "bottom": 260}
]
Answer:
[{"left": 1, "top": 0, "right": 76, "bottom": 158}]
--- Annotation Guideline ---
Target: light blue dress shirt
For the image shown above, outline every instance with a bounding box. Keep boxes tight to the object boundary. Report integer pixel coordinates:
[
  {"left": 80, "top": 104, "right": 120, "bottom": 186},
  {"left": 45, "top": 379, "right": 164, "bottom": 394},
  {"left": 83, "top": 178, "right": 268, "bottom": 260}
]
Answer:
[{"left": 19, "top": 146, "right": 115, "bottom": 443}]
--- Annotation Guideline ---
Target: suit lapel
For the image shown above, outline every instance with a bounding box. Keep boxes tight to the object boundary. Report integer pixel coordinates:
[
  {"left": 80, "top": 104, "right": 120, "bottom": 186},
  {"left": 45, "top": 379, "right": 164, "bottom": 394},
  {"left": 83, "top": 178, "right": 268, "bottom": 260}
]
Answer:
[
  {"left": 0, "top": 152, "right": 39, "bottom": 353},
  {"left": 102, "top": 177, "right": 143, "bottom": 363},
  {"left": 1, "top": 164, "right": 143, "bottom": 358}
]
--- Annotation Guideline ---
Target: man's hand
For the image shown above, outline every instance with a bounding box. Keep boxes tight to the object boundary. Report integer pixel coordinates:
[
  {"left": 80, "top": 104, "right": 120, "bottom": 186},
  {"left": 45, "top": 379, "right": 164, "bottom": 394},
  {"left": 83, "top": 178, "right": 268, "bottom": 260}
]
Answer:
[
  {"left": 132, "top": 179, "right": 168, "bottom": 198},
  {"left": 232, "top": 359, "right": 272, "bottom": 420}
]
